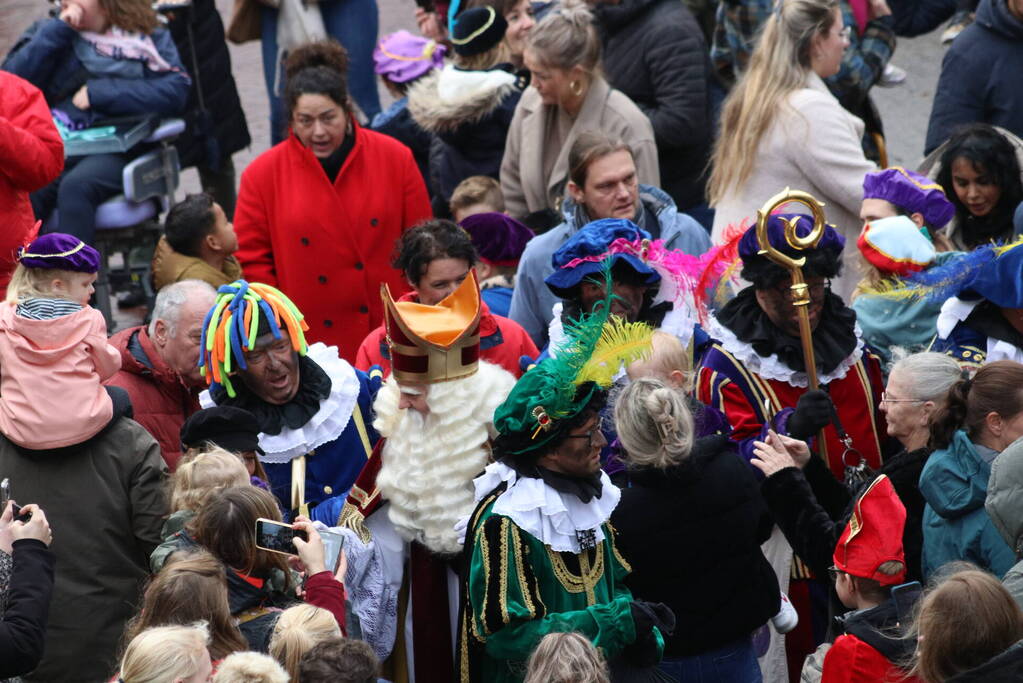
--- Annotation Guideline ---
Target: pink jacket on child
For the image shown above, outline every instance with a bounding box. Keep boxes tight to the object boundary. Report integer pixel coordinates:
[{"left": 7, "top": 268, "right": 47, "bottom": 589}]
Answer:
[{"left": 0, "top": 302, "right": 121, "bottom": 449}]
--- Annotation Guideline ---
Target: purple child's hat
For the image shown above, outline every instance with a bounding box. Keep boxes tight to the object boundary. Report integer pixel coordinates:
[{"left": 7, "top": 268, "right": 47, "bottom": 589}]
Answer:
[
  {"left": 460, "top": 212, "right": 535, "bottom": 267},
  {"left": 862, "top": 167, "right": 956, "bottom": 229},
  {"left": 18, "top": 233, "right": 101, "bottom": 273},
  {"left": 373, "top": 30, "right": 446, "bottom": 84}
]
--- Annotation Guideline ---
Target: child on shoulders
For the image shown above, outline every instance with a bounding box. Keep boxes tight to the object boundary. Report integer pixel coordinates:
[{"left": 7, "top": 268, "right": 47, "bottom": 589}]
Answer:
[{"left": 0, "top": 233, "right": 123, "bottom": 449}]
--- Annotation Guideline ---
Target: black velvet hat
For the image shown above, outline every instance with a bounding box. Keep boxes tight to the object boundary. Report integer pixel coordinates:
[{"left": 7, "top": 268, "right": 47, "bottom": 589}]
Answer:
[{"left": 451, "top": 6, "right": 507, "bottom": 57}]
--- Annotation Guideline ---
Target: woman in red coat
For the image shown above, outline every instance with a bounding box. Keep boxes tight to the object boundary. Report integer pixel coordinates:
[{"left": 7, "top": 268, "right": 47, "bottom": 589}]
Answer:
[
  {"left": 356, "top": 220, "right": 537, "bottom": 378},
  {"left": 234, "top": 41, "right": 431, "bottom": 362},
  {"left": 0, "top": 72, "right": 64, "bottom": 291}
]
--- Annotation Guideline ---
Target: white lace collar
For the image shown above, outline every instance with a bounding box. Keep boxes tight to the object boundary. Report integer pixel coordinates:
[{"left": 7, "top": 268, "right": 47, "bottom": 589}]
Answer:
[
  {"left": 199, "top": 342, "right": 361, "bottom": 464},
  {"left": 471, "top": 461, "right": 620, "bottom": 553},
  {"left": 705, "top": 316, "right": 865, "bottom": 388}
]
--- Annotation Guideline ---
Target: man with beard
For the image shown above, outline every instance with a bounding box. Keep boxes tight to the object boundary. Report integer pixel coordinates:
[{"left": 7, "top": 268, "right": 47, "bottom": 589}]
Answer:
[
  {"left": 197, "top": 280, "right": 380, "bottom": 524},
  {"left": 694, "top": 214, "right": 888, "bottom": 682},
  {"left": 457, "top": 270, "right": 672, "bottom": 682},
  {"left": 338, "top": 272, "right": 516, "bottom": 682}
]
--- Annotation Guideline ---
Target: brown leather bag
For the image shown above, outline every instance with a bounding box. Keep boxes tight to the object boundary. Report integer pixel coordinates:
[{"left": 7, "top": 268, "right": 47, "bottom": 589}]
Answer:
[{"left": 226, "top": 0, "right": 263, "bottom": 44}]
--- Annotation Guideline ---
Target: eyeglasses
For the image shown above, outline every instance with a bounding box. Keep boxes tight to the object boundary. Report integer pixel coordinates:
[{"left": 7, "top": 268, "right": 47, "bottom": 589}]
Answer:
[
  {"left": 565, "top": 419, "right": 607, "bottom": 448},
  {"left": 768, "top": 279, "right": 829, "bottom": 301},
  {"left": 880, "top": 391, "right": 925, "bottom": 404},
  {"left": 827, "top": 565, "right": 844, "bottom": 581}
]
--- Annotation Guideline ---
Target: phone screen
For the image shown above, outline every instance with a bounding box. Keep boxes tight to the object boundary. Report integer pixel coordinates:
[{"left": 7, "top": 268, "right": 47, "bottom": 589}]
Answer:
[
  {"left": 254, "top": 519, "right": 308, "bottom": 556},
  {"left": 891, "top": 581, "right": 922, "bottom": 623},
  {"left": 319, "top": 529, "right": 346, "bottom": 573},
  {"left": 1, "top": 478, "right": 10, "bottom": 510}
]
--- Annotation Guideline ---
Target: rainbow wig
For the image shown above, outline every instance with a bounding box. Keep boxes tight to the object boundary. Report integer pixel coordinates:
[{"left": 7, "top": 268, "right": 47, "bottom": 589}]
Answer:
[{"left": 198, "top": 280, "right": 310, "bottom": 397}]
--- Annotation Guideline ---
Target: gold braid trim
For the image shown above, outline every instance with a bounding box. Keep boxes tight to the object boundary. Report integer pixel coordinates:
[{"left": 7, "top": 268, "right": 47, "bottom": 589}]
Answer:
[
  {"left": 336, "top": 501, "right": 372, "bottom": 544},
  {"left": 547, "top": 544, "right": 605, "bottom": 596},
  {"left": 499, "top": 517, "right": 510, "bottom": 625},
  {"left": 606, "top": 523, "right": 633, "bottom": 574},
  {"left": 510, "top": 524, "right": 537, "bottom": 619}
]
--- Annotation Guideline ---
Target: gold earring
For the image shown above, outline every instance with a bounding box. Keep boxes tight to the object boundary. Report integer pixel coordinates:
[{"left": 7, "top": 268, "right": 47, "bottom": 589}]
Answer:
[{"left": 569, "top": 79, "right": 584, "bottom": 97}]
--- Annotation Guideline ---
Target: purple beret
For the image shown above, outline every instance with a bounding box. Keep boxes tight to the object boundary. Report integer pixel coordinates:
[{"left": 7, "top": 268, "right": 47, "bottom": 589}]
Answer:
[
  {"left": 862, "top": 167, "right": 955, "bottom": 229},
  {"left": 18, "top": 233, "right": 100, "bottom": 273},
  {"left": 738, "top": 213, "right": 845, "bottom": 263},
  {"left": 373, "top": 31, "right": 446, "bottom": 84},
  {"left": 460, "top": 212, "right": 535, "bottom": 267}
]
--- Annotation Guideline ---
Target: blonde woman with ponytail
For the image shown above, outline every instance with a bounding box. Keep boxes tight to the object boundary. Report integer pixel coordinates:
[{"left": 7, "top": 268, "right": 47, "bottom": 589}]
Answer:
[
  {"left": 610, "top": 377, "right": 781, "bottom": 680},
  {"left": 708, "top": 0, "right": 875, "bottom": 298},
  {"left": 500, "top": 0, "right": 659, "bottom": 223}
]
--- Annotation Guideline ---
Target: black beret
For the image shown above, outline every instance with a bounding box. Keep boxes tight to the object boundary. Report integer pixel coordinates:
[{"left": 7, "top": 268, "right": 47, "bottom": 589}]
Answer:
[
  {"left": 451, "top": 6, "right": 508, "bottom": 57},
  {"left": 180, "top": 406, "right": 263, "bottom": 454}
]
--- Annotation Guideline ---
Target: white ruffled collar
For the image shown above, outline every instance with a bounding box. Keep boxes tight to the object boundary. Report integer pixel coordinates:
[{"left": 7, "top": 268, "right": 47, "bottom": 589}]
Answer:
[
  {"left": 937, "top": 297, "right": 1023, "bottom": 364},
  {"left": 471, "top": 461, "right": 620, "bottom": 553},
  {"left": 199, "top": 342, "right": 361, "bottom": 463},
  {"left": 706, "top": 316, "right": 865, "bottom": 388}
]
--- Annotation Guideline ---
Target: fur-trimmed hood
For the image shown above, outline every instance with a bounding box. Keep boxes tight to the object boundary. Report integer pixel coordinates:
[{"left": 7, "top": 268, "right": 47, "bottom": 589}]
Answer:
[{"left": 407, "top": 63, "right": 522, "bottom": 135}]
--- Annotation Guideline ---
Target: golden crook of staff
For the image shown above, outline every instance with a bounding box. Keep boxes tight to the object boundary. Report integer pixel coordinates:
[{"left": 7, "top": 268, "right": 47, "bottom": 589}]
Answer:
[{"left": 754, "top": 187, "right": 828, "bottom": 392}]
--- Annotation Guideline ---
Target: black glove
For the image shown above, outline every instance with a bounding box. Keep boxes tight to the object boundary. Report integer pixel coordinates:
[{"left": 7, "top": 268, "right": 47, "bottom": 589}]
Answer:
[
  {"left": 624, "top": 601, "right": 676, "bottom": 667},
  {"left": 787, "top": 389, "right": 834, "bottom": 440}
]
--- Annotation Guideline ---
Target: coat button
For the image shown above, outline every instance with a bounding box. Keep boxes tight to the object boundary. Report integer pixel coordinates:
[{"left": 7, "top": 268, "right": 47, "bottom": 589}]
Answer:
[
  {"left": 324, "top": 319, "right": 333, "bottom": 327},
  {"left": 359, "top": 305, "right": 369, "bottom": 314},
  {"left": 318, "top": 275, "right": 327, "bottom": 284},
  {"left": 301, "top": 237, "right": 310, "bottom": 246},
  {"left": 370, "top": 218, "right": 379, "bottom": 226},
  {"left": 323, "top": 485, "right": 333, "bottom": 495},
  {"left": 354, "top": 262, "right": 364, "bottom": 270}
]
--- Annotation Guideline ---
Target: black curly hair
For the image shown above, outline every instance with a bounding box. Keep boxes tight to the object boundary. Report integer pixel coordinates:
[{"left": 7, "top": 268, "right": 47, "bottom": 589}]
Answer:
[
  {"left": 392, "top": 219, "right": 478, "bottom": 286},
  {"left": 284, "top": 40, "right": 352, "bottom": 117},
  {"left": 936, "top": 123, "right": 1023, "bottom": 248}
]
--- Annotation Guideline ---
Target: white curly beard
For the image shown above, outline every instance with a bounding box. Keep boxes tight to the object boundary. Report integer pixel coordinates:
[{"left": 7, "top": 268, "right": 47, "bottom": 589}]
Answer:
[{"left": 373, "top": 361, "right": 516, "bottom": 556}]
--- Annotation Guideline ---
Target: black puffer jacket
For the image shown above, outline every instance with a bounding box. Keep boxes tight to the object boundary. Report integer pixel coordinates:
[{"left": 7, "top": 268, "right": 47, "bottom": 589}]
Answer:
[
  {"left": 948, "top": 641, "right": 1023, "bottom": 683},
  {"left": 611, "top": 435, "right": 780, "bottom": 657},
  {"left": 165, "top": 0, "right": 251, "bottom": 169},
  {"left": 595, "top": 0, "right": 712, "bottom": 212}
]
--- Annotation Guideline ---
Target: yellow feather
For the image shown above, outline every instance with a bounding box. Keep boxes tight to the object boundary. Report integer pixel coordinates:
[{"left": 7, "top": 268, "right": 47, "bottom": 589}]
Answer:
[{"left": 574, "top": 318, "right": 655, "bottom": 387}]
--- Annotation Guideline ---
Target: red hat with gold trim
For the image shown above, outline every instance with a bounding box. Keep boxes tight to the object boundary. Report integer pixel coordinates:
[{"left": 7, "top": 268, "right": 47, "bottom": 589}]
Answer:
[
  {"left": 833, "top": 475, "right": 907, "bottom": 585},
  {"left": 381, "top": 271, "right": 482, "bottom": 383}
]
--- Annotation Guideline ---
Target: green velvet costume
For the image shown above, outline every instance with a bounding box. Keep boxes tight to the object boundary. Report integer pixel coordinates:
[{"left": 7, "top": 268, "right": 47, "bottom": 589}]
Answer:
[{"left": 457, "top": 483, "right": 654, "bottom": 682}]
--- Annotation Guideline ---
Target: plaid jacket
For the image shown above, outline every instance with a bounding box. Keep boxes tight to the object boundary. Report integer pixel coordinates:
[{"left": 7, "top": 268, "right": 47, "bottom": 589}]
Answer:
[{"left": 711, "top": 0, "right": 895, "bottom": 104}]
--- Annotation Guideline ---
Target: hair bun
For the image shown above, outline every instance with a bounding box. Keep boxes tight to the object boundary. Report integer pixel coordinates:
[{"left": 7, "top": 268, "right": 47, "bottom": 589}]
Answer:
[
  {"left": 553, "top": 0, "right": 594, "bottom": 27},
  {"left": 284, "top": 40, "right": 350, "bottom": 81}
]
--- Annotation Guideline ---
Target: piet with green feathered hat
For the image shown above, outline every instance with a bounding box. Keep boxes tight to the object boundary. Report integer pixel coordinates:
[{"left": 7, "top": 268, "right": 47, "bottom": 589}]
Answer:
[
  {"left": 457, "top": 262, "right": 669, "bottom": 683},
  {"left": 196, "top": 279, "right": 381, "bottom": 523}
]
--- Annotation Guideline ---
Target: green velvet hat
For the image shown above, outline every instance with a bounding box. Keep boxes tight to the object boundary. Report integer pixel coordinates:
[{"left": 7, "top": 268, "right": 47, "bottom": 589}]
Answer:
[{"left": 493, "top": 260, "right": 654, "bottom": 456}]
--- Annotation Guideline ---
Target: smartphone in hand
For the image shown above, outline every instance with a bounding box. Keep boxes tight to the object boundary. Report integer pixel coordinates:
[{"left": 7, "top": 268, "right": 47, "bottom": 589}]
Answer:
[{"left": 254, "top": 518, "right": 309, "bottom": 557}]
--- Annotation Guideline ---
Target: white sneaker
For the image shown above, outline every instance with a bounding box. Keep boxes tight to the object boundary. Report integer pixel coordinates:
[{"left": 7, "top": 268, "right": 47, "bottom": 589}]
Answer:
[
  {"left": 878, "top": 63, "right": 907, "bottom": 87},
  {"left": 771, "top": 592, "right": 799, "bottom": 634}
]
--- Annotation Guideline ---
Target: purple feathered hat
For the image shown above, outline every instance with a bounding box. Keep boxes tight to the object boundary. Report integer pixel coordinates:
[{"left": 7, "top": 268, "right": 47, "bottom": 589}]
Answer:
[
  {"left": 18, "top": 233, "right": 100, "bottom": 273},
  {"left": 373, "top": 30, "right": 446, "bottom": 84},
  {"left": 460, "top": 212, "right": 535, "bottom": 267},
  {"left": 862, "top": 167, "right": 955, "bottom": 229}
]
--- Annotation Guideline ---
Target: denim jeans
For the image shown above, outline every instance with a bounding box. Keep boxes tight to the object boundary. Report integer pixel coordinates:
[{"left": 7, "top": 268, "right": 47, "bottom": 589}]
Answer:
[
  {"left": 260, "top": 0, "right": 382, "bottom": 145},
  {"left": 31, "top": 152, "right": 128, "bottom": 245},
  {"left": 657, "top": 637, "right": 763, "bottom": 683}
]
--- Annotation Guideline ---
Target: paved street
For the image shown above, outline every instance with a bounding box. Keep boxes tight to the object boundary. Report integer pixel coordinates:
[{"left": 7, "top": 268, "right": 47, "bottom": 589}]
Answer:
[{"left": 1, "top": 0, "right": 947, "bottom": 191}]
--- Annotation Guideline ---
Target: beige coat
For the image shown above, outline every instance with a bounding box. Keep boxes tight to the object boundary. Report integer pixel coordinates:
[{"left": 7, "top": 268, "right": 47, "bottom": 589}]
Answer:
[
  {"left": 711, "top": 72, "right": 876, "bottom": 299},
  {"left": 500, "top": 76, "right": 660, "bottom": 220}
]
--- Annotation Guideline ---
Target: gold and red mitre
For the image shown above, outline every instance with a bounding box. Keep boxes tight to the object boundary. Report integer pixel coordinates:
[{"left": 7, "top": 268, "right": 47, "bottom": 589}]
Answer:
[
  {"left": 381, "top": 271, "right": 482, "bottom": 383},
  {"left": 833, "top": 475, "right": 907, "bottom": 585}
]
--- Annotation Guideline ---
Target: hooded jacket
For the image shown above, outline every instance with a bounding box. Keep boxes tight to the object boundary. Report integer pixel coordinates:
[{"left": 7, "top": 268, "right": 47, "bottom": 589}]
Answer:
[
  {"left": 150, "top": 236, "right": 243, "bottom": 291},
  {"left": 0, "top": 303, "right": 120, "bottom": 449},
  {"left": 986, "top": 436, "right": 1023, "bottom": 607},
  {"left": 407, "top": 64, "right": 524, "bottom": 206},
  {"left": 508, "top": 186, "right": 710, "bottom": 347},
  {"left": 821, "top": 600, "right": 923, "bottom": 683},
  {"left": 594, "top": 0, "right": 712, "bottom": 211},
  {"left": 919, "top": 430, "right": 1015, "bottom": 578},
  {"left": 924, "top": 0, "right": 1023, "bottom": 154},
  {"left": 105, "top": 326, "right": 201, "bottom": 470}
]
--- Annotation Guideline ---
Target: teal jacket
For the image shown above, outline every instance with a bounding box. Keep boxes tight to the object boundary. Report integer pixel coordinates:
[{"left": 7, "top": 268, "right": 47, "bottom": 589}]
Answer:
[{"left": 920, "top": 430, "right": 1015, "bottom": 578}]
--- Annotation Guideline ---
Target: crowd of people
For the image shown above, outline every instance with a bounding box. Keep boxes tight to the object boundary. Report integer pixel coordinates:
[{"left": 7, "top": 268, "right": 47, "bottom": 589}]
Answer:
[{"left": 2, "top": 0, "right": 1023, "bottom": 681}]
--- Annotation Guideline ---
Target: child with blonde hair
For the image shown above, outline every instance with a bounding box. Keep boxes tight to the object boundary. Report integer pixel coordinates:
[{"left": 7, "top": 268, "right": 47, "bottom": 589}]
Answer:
[
  {"left": 0, "top": 232, "right": 124, "bottom": 449},
  {"left": 268, "top": 604, "right": 342, "bottom": 681},
  {"left": 212, "top": 652, "right": 289, "bottom": 683},
  {"left": 163, "top": 446, "right": 250, "bottom": 538},
  {"left": 626, "top": 330, "right": 693, "bottom": 390},
  {"left": 523, "top": 632, "right": 610, "bottom": 683},
  {"left": 119, "top": 622, "right": 213, "bottom": 683}
]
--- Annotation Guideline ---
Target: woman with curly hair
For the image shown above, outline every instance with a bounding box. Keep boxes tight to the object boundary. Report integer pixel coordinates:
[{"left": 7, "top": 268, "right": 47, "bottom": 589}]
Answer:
[{"left": 233, "top": 40, "right": 433, "bottom": 363}]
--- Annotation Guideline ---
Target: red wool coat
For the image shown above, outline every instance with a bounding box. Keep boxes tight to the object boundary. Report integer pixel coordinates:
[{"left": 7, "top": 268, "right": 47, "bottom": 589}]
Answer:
[
  {"left": 234, "top": 123, "right": 432, "bottom": 362},
  {"left": 0, "top": 72, "right": 63, "bottom": 290},
  {"left": 354, "top": 291, "right": 537, "bottom": 379},
  {"left": 822, "top": 634, "right": 923, "bottom": 683}
]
